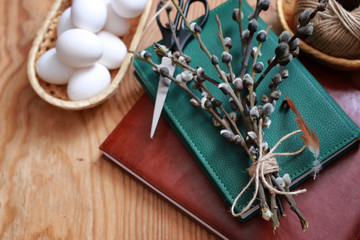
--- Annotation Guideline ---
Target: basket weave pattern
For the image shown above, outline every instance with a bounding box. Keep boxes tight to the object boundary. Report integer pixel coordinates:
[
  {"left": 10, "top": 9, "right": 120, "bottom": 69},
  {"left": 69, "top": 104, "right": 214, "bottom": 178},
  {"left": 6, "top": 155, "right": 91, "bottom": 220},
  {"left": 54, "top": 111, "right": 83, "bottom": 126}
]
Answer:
[{"left": 28, "top": 0, "right": 152, "bottom": 110}]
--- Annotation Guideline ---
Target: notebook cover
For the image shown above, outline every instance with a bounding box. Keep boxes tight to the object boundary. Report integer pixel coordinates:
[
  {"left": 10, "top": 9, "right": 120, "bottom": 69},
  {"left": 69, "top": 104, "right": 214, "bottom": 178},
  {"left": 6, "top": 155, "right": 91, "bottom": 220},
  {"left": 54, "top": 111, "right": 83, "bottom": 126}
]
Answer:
[
  {"left": 100, "top": 82, "right": 360, "bottom": 239},
  {"left": 133, "top": 0, "right": 360, "bottom": 219}
]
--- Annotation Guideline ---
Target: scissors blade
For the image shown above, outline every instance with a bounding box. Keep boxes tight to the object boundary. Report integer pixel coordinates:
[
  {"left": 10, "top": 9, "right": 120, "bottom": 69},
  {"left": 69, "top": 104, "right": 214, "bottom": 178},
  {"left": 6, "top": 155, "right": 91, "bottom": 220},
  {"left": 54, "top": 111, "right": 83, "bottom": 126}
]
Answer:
[{"left": 150, "top": 57, "right": 176, "bottom": 139}]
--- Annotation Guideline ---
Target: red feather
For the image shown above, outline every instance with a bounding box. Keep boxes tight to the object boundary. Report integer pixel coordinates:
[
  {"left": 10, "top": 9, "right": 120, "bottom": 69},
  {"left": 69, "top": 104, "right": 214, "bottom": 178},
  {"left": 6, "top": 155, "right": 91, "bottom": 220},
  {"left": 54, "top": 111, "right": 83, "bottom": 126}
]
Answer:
[{"left": 285, "top": 96, "right": 320, "bottom": 159}]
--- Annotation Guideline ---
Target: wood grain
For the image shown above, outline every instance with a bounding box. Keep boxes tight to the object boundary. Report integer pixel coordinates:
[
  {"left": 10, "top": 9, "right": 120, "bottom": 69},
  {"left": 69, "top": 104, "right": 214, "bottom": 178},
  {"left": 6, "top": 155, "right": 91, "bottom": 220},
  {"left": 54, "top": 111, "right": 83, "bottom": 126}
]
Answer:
[{"left": 0, "top": 0, "right": 274, "bottom": 239}]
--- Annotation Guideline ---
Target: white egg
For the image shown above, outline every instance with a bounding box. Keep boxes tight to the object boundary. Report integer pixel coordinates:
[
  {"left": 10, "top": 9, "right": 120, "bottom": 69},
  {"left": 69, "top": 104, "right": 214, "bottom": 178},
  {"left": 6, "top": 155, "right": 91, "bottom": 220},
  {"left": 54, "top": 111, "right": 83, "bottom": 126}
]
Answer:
[
  {"left": 110, "top": 0, "right": 148, "bottom": 19},
  {"left": 36, "top": 48, "right": 74, "bottom": 85},
  {"left": 67, "top": 63, "right": 111, "bottom": 101},
  {"left": 97, "top": 31, "right": 127, "bottom": 69},
  {"left": 56, "top": 29, "right": 104, "bottom": 68},
  {"left": 103, "top": 1, "right": 130, "bottom": 36},
  {"left": 57, "top": 7, "right": 74, "bottom": 36},
  {"left": 71, "top": 0, "right": 107, "bottom": 33}
]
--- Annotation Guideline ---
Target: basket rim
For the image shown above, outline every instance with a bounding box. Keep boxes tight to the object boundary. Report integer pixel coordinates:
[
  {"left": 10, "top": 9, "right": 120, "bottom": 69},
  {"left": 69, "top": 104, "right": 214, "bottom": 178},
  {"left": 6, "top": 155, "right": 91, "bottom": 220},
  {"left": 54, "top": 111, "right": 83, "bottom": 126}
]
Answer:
[
  {"left": 276, "top": 0, "right": 360, "bottom": 71},
  {"left": 27, "top": 0, "right": 153, "bottom": 110}
]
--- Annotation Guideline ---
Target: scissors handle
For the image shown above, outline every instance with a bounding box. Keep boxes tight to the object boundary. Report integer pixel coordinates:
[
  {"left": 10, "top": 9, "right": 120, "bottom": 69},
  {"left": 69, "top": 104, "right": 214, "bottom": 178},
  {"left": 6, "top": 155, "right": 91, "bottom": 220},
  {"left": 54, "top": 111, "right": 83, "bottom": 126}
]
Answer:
[
  {"left": 175, "top": 0, "right": 209, "bottom": 52},
  {"left": 156, "top": 0, "right": 184, "bottom": 49},
  {"left": 156, "top": 0, "right": 209, "bottom": 51}
]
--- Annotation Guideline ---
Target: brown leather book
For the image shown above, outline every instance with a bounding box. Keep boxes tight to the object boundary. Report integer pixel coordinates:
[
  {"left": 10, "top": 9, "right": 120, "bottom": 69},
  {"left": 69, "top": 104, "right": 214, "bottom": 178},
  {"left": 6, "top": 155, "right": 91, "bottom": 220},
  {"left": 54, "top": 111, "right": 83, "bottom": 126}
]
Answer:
[{"left": 100, "top": 59, "right": 360, "bottom": 239}]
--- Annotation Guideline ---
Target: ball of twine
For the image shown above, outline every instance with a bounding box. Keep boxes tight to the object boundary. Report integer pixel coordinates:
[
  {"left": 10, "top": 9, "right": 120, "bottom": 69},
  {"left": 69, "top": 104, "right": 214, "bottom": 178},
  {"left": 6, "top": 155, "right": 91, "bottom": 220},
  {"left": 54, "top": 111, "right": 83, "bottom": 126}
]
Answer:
[{"left": 295, "top": 0, "right": 360, "bottom": 59}]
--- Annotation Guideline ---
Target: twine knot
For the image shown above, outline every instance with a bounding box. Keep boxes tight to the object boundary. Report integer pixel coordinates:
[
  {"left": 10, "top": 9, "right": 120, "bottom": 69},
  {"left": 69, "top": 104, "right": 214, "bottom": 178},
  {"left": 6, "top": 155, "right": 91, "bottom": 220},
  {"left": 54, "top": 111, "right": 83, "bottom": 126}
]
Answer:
[
  {"left": 248, "top": 156, "right": 279, "bottom": 177},
  {"left": 231, "top": 122, "right": 307, "bottom": 217}
]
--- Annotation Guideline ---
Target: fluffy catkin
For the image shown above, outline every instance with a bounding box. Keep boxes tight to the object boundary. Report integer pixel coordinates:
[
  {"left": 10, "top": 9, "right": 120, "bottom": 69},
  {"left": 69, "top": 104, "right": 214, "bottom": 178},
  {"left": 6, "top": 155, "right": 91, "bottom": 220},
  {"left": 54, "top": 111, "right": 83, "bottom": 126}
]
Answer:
[{"left": 295, "top": 0, "right": 360, "bottom": 59}]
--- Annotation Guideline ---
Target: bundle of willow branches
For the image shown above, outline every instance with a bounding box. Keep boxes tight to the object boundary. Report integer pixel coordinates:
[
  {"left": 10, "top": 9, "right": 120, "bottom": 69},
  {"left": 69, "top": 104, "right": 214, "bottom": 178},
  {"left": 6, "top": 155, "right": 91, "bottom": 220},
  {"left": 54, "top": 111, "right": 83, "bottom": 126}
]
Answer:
[{"left": 136, "top": 0, "right": 327, "bottom": 231}]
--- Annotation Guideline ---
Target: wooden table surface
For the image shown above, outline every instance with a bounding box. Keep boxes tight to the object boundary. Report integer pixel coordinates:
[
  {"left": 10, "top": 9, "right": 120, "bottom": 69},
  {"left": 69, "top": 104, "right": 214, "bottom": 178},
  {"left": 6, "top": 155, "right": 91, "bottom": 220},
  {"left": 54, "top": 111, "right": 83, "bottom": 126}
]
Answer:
[{"left": 0, "top": 0, "right": 286, "bottom": 239}]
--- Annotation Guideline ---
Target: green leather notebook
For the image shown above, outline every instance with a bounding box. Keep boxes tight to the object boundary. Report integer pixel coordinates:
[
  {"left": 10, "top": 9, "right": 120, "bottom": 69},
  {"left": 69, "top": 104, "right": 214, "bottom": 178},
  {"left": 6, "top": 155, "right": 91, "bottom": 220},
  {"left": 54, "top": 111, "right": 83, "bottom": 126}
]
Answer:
[{"left": 133, "top": 0, "right": 360, "bottom": 221}]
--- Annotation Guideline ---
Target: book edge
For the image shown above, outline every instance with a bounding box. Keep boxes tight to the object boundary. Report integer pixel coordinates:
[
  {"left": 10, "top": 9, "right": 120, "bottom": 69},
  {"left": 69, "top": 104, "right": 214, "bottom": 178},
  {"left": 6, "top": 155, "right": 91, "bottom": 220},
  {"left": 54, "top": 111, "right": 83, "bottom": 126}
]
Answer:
[
  {"left": 131, "top": 0, "right": 360, "bottom": 220},
  {"left": 101, "top": 152, "right": 230, "bottom": 240},
  {"left": 134, "top": 67, "right": 360, "bottom": 220}
]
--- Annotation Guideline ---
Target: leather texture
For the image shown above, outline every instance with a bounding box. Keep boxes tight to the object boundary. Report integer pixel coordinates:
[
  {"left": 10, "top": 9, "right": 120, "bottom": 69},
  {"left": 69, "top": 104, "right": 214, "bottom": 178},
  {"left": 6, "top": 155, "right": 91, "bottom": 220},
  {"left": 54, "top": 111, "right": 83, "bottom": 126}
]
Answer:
[
  {"left": 133, "top": 0, "right": 360, "bottom": 219},
  {"left": 100, "top": 81, "right": 360, "bottom": 239}
]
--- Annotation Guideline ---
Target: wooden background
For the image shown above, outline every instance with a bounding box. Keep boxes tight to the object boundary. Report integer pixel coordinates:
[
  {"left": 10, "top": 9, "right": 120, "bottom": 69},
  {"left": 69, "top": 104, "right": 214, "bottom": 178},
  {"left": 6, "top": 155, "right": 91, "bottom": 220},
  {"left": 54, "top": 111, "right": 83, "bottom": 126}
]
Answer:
[{"left": 0, "top": 0, "right": 301, "bottom": 239}]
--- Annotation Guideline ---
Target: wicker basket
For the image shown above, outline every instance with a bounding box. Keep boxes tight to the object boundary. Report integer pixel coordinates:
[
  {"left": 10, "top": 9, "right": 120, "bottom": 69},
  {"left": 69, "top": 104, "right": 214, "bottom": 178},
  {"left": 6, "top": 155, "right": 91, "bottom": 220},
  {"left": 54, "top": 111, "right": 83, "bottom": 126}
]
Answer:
[
  {"left": 27, "top": 0, "right": 152, "bottom": 110},
  {"left": 277, "top": 0, "right": 360, "bottom": 71}
]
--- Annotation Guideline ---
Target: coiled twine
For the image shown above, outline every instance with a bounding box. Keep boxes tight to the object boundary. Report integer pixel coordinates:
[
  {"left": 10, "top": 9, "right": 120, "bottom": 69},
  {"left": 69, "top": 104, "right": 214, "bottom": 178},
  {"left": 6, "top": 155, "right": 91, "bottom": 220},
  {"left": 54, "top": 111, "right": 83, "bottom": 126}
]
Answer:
[{"left": 295, "top": 0, "right": 360, "bottom": 59}]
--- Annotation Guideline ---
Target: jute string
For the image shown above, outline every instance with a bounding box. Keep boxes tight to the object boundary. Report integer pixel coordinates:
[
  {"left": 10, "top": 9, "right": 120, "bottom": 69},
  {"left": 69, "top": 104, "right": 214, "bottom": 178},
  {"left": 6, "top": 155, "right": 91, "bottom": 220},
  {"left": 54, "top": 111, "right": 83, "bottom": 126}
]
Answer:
[
  {"left": 295, "top": 0, "right": 360, "bottom": 59},
  {"left": 231, "top": 120, "right": 307, "bottom": 217}
]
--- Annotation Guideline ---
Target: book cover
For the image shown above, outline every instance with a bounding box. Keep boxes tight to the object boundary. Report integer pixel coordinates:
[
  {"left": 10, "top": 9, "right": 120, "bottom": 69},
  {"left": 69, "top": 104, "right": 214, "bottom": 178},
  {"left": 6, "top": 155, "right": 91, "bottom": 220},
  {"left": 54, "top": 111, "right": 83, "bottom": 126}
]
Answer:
[
  {"left": 133, "top": 0, "right": 360, "bottom": 220},
  {"left": 100, "top": 91, "right": 360, "bottom": 240}
]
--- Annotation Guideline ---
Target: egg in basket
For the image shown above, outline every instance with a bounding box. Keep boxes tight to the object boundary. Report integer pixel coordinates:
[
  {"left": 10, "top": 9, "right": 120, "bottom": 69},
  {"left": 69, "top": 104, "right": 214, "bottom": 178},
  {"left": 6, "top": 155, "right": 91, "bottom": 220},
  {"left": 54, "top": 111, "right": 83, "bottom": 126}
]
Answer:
[{"left": 27, "top": 0, "right": 152, "bottom": 110}]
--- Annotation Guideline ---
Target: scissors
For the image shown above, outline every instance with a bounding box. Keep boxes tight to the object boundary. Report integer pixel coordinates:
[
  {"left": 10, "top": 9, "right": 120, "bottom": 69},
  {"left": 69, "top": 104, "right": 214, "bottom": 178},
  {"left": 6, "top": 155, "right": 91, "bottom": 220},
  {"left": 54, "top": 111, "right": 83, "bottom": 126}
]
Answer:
[{"left": 150, "top": 0, "right": 209, "bottom": 138}]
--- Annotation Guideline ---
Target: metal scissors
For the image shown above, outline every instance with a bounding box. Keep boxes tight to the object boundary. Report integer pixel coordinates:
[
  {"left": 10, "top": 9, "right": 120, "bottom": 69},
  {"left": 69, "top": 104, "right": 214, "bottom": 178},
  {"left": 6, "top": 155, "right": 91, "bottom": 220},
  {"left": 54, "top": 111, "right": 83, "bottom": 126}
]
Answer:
[{"left": 150, "top": 0, "right": 209, "bottom": 138}]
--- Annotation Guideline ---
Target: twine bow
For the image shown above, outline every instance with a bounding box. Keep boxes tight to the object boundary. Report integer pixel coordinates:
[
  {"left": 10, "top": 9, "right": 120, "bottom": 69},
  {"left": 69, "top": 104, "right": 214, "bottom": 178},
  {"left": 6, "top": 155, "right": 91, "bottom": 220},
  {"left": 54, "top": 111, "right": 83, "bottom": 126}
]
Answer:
[{"left": 231, "top": 120, "right": 306, "bottom": 217}]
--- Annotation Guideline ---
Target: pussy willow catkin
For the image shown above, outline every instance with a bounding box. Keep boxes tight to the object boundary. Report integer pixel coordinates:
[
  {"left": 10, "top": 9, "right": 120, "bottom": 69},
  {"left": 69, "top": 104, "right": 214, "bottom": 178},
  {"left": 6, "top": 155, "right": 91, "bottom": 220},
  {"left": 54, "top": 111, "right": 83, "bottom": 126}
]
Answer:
[{"left": 295, "top": 0, "right": 360, "bottom": 59}]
